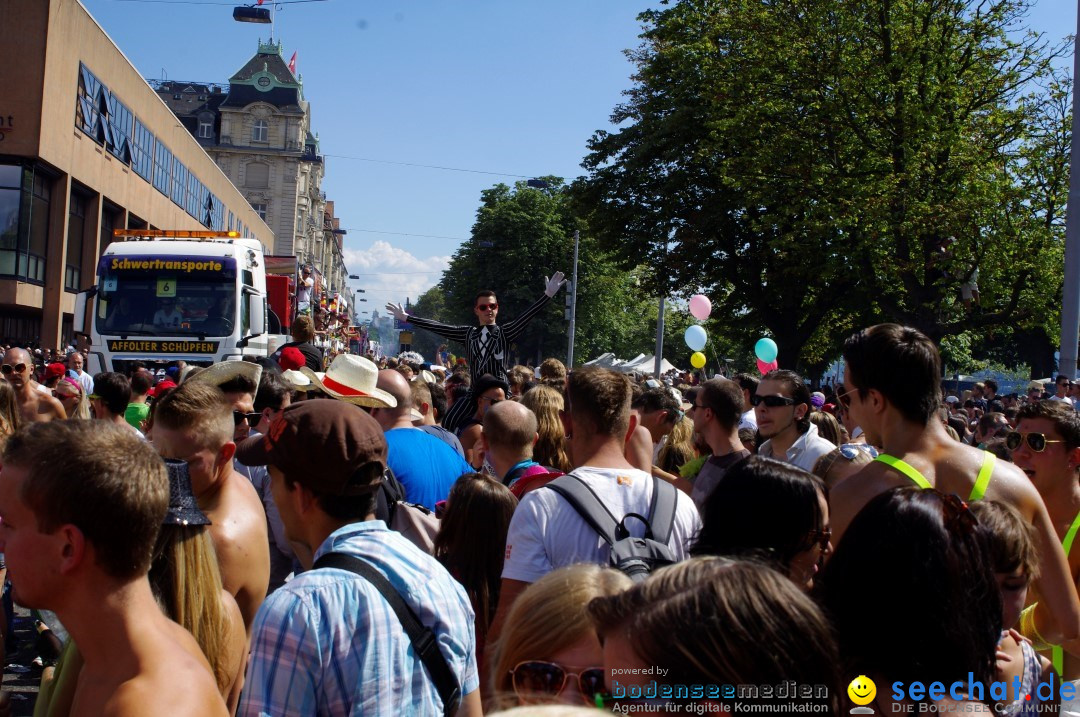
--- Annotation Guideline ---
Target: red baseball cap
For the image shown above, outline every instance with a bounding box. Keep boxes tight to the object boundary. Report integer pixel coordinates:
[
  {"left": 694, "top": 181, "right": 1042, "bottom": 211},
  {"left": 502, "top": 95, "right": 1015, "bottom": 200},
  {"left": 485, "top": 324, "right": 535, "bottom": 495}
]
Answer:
[
  {"left": 46, "top": 362, "right": 67, "bottom": 380},
  {"left": 279, "top": 346, "right": 305, "bottom": 372}
]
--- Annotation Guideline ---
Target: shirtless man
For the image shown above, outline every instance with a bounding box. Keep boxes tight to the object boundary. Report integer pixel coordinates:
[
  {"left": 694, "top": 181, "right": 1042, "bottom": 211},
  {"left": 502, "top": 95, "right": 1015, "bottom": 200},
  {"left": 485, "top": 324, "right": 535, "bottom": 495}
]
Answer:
[
  {"left": 830, "top": 324, "right": 1080, "bottom": 656},
  {"left": 151, "top": 381, "right": 270, "bottom": 637},
  {"left": 1010, "top": 400, "right": 1080, "bottom": 680},
  {"left": 2, "top": 348, "right": 65, "bottom": 423},
  {"left": 0, "top": 421, "right": 226, "bottom": 716}
]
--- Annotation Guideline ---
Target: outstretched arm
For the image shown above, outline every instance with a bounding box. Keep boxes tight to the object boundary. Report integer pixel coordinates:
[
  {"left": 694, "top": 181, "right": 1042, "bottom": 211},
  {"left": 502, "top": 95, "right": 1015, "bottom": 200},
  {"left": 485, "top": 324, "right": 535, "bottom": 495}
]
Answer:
[
  {"left": 384, "top": 302, "right": 470, "bottom": 343},
  {"left": 502, "top": 271, "right": 566, "bottom": 342}
]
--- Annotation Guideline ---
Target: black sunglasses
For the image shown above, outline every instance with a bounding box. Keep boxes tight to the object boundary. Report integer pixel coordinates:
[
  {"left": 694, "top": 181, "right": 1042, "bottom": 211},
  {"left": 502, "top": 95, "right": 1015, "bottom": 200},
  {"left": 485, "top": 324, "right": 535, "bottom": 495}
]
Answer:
[
  {"left": 1005, "top": 431, "right": 1065, "bottom": 452},
  {"left": 233, "top": 410, "right": 262, "bottom": 427},
  {"left": 751, "top": 394, "right": 797, "bottom": 408}
]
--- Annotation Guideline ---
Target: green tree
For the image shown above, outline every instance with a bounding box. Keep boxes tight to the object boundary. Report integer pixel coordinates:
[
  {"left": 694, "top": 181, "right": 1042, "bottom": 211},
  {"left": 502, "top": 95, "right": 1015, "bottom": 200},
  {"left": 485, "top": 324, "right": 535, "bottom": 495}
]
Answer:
[
  {"left": 429, "top": 179, "right": 689, "bottom": 368},
  {"left": 575, "top": 0, "right": 1069, "bottom": 372}
]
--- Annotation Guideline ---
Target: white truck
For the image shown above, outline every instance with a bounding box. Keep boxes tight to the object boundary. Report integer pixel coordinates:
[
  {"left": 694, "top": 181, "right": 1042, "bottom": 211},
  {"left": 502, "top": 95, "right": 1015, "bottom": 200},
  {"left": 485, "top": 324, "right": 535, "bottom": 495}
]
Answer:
[{"left": 74, "top": 229, "right": 276, "bottom": 375}]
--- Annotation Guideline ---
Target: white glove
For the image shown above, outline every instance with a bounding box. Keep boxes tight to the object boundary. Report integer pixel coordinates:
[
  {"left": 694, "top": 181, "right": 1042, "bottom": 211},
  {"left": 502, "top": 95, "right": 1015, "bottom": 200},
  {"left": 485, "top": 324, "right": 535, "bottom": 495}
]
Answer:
[
  {"left": 544, "top": 271, "right": 567, "bottom": 297},
  {"left": 385, "top": 302, "right": 408, "bottom": 321}
]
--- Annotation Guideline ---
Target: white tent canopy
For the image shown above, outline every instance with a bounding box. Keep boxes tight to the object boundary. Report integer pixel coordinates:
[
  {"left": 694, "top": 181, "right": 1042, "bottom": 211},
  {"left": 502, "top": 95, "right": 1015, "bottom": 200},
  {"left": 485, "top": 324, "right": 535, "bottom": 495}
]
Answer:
[{"left": 583, "top": 353, "right": 679, "bottom": 374}]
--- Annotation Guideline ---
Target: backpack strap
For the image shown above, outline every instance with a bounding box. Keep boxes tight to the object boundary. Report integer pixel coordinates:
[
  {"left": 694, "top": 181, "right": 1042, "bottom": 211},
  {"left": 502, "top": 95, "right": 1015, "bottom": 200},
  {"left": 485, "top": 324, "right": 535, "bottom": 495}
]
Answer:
[
  {"left": 313, "top": 552, "right": 461, "bottom": 716},
  {"left": 647, "top": 477, "right": 679, "bottom": 545},
  {"left": 546, "top": 474, "right": 621, "bottom": 548}
]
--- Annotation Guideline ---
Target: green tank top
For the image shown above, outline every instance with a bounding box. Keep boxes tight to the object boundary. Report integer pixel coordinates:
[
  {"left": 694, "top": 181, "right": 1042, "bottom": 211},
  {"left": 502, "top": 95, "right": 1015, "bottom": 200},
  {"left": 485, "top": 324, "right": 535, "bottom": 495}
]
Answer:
[{"left": 1052, "top": 511, "right": 1080, "bottom": 675}]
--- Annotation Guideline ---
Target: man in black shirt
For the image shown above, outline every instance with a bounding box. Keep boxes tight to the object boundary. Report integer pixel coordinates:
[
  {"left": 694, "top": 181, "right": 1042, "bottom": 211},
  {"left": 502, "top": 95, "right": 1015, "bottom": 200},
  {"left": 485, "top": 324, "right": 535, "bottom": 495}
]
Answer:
[
  {"left": 272, "top": 315, "right": 323, "bottom": 372},
  {"left": 386, "top": 272, "right": 565, "bottom": 432}
]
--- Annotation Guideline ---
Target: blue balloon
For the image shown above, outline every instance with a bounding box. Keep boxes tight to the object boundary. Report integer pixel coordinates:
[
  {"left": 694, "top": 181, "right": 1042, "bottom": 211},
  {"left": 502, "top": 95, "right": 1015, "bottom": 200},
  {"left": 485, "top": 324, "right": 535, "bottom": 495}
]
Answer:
[
  {"left": 755, "top": 337, "right": 778, "bottom": 364},
  {"left": 684, "top": 325, "right": 707, "bottom": 352}
]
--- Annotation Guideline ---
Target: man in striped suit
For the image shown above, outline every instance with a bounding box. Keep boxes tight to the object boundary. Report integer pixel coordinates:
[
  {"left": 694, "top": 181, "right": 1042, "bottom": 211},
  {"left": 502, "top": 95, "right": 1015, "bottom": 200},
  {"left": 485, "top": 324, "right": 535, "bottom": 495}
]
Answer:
[{"left": 386, "top": 271, "right": 565, "bottom": 432}]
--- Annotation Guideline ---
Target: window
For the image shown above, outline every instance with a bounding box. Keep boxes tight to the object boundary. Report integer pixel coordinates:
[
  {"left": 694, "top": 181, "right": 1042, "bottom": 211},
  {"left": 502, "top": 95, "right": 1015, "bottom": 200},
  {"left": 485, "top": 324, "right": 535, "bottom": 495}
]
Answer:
[
  {"left": 131, "top": 119, "right": 155, "bottom": 181},
  {"left": 99, "top": 206, "right": 116, "bottom": 257},
  {"left": 107, "top": 94, "right": 133, "bottom": 163},
  {"left": 252, "top": 119, "right": 268, "bottom": 143},
  {"left": 23, "top": 172, "right": 50, "bottom": 283},
  {"left": 171, "top": 160, "right": 187, "bottom": 208},
  {"left": 297, "top": 211, "right": 305, "bottom": 234},
  {"left": 228, "top": 211, "right": 234, "bottom": 232},
  {"left": 154, "top": 142, "right": 172, "bottom": 196},
  {"left": 75, "top": 64, "right": 105, "bottom": 142},
  {"left": 186, "top": 173, "right": 202, "bottom": 219},
  {"left": 66, "top": 192, "right": 86, "bottom": 291},
  {"left": 250, "top": 202, "right": 267, "bottom": 221},
  {"left": 245, "top": 162, "right": 268, "bottom": 188},
  {"left": 198, "top": 118, "right": 213, "bottom": 139}
]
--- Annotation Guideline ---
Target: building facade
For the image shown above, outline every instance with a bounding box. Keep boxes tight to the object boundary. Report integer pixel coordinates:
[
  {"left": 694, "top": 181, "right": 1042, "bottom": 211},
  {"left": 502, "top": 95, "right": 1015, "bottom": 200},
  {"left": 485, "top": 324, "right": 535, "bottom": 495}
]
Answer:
[
  {"left": 0, "top": 0, "right": 272, "bottom": 349},
  {"left": 152, "top": 41, "right": 348, "bottom": 300}
]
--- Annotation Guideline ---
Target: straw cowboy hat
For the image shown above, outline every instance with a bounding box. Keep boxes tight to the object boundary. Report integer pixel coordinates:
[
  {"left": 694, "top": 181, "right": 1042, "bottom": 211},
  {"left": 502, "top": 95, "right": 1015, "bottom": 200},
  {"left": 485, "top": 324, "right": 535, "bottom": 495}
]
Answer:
[
  {"left": 186, "top": 359, "right": 262, "bottom": 391},
  {"left": 299, "top": 354, "right": 397, "bottom": 408}
]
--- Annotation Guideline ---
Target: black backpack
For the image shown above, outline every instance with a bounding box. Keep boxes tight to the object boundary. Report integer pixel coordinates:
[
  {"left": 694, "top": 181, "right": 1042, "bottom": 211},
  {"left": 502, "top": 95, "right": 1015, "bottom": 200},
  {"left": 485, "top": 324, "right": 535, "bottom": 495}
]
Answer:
[{"left": 546, "top": 473, "right": 678, "bottom": 582}]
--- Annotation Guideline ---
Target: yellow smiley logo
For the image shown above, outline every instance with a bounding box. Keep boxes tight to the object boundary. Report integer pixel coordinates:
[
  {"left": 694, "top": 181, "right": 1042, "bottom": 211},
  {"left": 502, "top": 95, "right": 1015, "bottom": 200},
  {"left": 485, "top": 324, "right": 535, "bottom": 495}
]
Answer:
[{"left": 847, "top": 675, "right": 876, "bottom": 706}]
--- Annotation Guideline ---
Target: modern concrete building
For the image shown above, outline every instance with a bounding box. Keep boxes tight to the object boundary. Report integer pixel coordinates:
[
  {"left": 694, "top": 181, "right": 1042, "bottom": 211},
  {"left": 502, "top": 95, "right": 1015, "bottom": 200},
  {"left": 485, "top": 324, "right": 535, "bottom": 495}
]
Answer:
[{"left": 0, "top": 0, "right": 272, "bottom": 349}]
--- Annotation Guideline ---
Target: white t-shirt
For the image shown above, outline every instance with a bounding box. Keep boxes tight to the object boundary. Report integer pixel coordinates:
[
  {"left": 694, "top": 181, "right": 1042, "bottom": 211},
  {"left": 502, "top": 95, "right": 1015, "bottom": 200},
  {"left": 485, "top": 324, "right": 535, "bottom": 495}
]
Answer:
[
  {"left": 739, "top": 408, "right": 758, "bottom": 431},
  {"left": 501, "top": 465, "right": 702, "bottom": 584}
]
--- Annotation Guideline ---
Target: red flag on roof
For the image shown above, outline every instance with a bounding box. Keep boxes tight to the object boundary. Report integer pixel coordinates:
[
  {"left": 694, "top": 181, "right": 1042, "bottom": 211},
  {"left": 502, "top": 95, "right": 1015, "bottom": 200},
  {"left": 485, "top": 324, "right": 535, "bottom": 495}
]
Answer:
[{"left": 288, "top": 51, "right": 298, "bottom": 75}]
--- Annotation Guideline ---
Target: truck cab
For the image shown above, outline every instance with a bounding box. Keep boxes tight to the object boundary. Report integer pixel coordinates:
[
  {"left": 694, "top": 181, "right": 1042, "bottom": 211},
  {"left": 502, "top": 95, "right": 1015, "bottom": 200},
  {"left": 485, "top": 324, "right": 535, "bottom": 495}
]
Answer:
[{"left": 76, "top": 230, "right": 270, "bottom": 375}]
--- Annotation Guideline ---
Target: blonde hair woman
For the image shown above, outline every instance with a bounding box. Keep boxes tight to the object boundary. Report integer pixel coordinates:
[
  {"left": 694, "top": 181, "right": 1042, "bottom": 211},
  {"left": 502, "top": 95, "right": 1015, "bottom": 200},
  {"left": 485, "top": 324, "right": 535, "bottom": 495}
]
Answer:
[
  {"left": 487, "top": 564, "right": 631, "bottom": 710},
  {"left": 520, "top": 384, "right": 572, "bottom": 473},
  {"left": 149, "top": 460, "right": 246, "bottom": 712},
  {"left": 0, "top": 378, "right": 20, "bottom": 450},
  {"left": 53, "top": 377, "right": 91, "bottom": 420}
]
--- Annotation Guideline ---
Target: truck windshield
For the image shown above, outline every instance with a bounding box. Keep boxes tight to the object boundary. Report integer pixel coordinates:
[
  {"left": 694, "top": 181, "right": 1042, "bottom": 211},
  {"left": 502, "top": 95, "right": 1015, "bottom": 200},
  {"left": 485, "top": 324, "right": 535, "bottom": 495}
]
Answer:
[{"left": 95, "top": 255, "right": 238, "bottom": 337}]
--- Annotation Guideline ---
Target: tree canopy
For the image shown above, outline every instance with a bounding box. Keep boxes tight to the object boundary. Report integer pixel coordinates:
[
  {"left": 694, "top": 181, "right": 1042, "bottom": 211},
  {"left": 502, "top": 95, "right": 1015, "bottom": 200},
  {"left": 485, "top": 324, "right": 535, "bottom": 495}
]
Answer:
[{"left": 575, "top": 0, "right": 1070, "bottom": 374}]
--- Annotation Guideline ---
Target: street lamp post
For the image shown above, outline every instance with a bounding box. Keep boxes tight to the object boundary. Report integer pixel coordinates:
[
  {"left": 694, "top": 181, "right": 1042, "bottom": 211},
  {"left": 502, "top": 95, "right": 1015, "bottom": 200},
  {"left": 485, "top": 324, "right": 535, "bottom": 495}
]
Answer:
[
  {"left": 567, "top": 230, "right": 579, "bottom": 367},
  {"left": 1060, "top": 0, "right": 1080, "bottom": 379}
]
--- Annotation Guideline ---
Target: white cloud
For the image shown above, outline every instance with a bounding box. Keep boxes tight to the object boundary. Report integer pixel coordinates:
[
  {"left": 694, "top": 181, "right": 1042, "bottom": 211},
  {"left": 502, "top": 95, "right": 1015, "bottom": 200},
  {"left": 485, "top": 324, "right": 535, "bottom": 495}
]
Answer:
[{"left": 342, "top": 240, "right": 450, "bottom": 309}]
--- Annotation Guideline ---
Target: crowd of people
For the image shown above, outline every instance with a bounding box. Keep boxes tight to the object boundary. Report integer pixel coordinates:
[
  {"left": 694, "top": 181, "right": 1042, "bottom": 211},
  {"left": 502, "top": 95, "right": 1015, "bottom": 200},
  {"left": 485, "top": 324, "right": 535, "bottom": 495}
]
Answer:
[{"left": 1, "top": 295, "right": 1080, "bottom": 715}]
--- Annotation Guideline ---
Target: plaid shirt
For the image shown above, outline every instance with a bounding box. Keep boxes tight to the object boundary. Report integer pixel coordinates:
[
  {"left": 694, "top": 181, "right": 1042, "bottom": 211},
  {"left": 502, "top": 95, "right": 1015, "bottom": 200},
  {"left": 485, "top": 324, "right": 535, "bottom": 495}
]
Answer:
[{"left": 238, "top": 521, "right": 479, "bottom": 716}]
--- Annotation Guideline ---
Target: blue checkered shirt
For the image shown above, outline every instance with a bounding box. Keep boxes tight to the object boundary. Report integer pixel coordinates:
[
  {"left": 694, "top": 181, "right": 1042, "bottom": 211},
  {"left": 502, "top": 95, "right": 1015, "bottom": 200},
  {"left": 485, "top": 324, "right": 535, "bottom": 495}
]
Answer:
[{"left": 238, "top": 521, "right": 479, "bottom": 716}]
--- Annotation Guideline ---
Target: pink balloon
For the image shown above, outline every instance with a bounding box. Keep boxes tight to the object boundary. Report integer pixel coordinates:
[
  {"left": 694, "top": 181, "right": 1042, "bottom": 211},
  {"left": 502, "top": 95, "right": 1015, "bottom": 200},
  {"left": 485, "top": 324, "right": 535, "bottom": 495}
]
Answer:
[
  {"left": 689, "top": 294, "right": 712, "bottom": 321},
  {"left": 757, "top": 359, "right": 779, "bottom": 375}
]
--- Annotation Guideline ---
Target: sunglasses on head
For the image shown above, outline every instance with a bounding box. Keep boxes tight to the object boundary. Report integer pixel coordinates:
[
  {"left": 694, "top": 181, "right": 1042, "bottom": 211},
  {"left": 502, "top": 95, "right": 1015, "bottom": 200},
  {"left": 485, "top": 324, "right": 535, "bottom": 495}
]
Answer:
[
  {"left": 510, "top": 661, "right": 606, "bottom": 704},
  {"left": 476, "top": 303, "right": 498, "bottom": 311},
  {"left": 751, "top": 394, "right": 796, "bottom": 408},
  {"left": 480, "top": 396, "right": 503, "bottom": 405},
  {"left": 1005, "top": 431, "right": 1065, "bottom": 452},
  {"left": 1, "top": 363, "right": 27, "bottom": 375},
  {"left": 233, "top": 410, "right": 262, "bottom": 427}
]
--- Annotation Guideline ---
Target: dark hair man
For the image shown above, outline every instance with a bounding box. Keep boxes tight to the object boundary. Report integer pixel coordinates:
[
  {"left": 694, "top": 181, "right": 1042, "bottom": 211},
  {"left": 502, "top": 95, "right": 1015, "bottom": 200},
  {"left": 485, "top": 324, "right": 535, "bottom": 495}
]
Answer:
[
  {"left": 732, "top": 373, "right": 760, "bottom": 431},
  {"left": 1, "top": 421, "right": 228, "bottom": 715},
  {"left": 236, "top": 371, "right": 296, "bottom": 593},
  {"left": 91, "top": 372, "right": 139, "bottom": 435},
  {"left": 1052, "top": 375, "right": 1077, "bottom": 409},
  {"left": 271, "top": 315, "right": 323, "bottom": 373},
  {"left": 125, "top": 370, "right": 153, "bottom": 431},
  {"left": 491, "top": 367, "right": 701, "bottom": 640},
  {"left": 235, "top": 401, "right": 482, "bottom": 715},
  {"left": 1012, "top": 400, "right": 1080, "bottom": 678},
  {"left": 385, "top": 272, "right": 566, "bottom": 433},
  {"left": 831, "top": 323, "right": 1080, "bottom": 662},
  {"left": 688, "top": 378, "right": 752, "bottom": 510},
  {"left": 754, "top": 369, "right": 835, "bottom": 471}
]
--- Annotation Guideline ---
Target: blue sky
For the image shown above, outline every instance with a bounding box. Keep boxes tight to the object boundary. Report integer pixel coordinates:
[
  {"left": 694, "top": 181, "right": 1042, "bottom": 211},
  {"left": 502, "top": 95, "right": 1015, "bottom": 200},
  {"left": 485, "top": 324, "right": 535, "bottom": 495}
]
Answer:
[{"left": 80, "top": 0, "right": 1074, "bottom": 313}]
